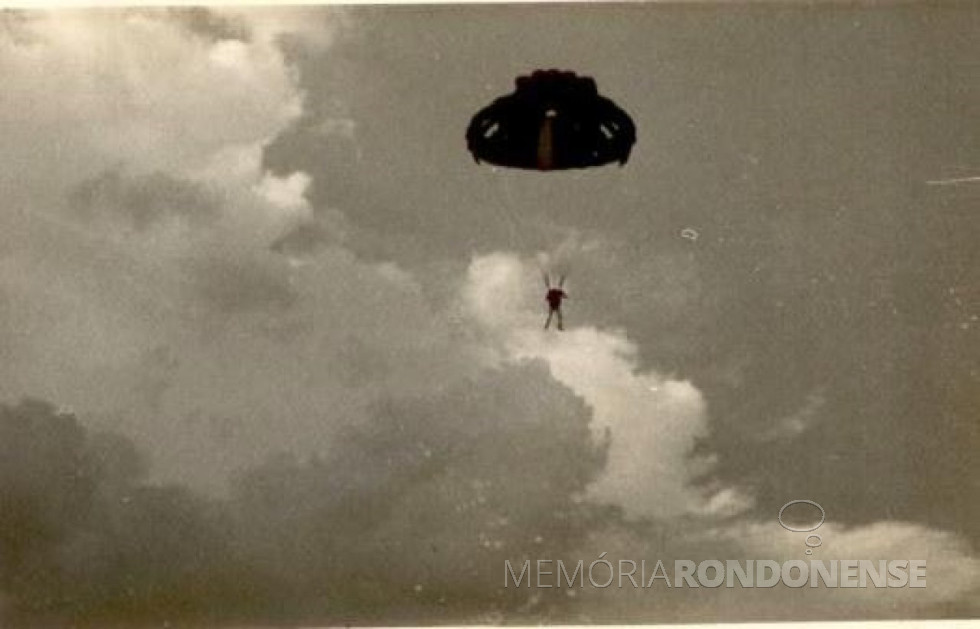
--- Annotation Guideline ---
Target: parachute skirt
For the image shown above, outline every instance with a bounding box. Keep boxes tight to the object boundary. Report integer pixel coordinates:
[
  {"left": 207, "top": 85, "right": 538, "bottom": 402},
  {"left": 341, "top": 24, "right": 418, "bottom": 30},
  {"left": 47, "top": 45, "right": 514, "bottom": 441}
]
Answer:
[{"left": 466, "top": 70, "right": 636, "bottom": 171}]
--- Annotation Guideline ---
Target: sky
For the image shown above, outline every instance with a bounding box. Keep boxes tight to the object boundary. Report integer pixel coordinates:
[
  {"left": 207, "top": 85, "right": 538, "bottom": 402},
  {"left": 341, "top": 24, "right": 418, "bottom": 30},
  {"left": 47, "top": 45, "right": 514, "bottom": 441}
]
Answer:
[{"left": 0, "top": 4, "right": 978, "bottom": 625}]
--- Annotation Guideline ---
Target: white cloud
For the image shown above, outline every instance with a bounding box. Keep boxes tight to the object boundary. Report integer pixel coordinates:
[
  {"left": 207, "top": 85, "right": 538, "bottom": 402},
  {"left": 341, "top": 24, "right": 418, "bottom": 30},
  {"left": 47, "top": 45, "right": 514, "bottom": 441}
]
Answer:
[
  {"left": 561, "top": 518, "right": 980, "bottom": 622},
  {"left": 254, "top": 171, "right": 313, "bottom": 220},
  {"left": 760, "top": 391, "right": 824, "bottom": 442},
  {"left": 712, "top": 520, "right": 980, "bottom": 611},
  {"left": 460, "top": 250, "right": 722, "bottom": 519},
  {"left": 0, "top": 10, "right": 326, "bottom": 285},
  {"left": 0, "top": 9, "right": 402, "bottom": 491},
  {"left": 696, "top": 486, "right": 757, "bottom": 517},
  {"left": 0, "top": 11, "right": 303, "bottom": 188}
]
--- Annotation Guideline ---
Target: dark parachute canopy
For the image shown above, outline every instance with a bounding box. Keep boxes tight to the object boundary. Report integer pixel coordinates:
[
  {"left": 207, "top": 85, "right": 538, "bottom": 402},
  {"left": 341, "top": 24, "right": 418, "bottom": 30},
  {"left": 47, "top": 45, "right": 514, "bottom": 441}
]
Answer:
[{"left": 466, "top": 70, "right": 636, "bottom": 171}]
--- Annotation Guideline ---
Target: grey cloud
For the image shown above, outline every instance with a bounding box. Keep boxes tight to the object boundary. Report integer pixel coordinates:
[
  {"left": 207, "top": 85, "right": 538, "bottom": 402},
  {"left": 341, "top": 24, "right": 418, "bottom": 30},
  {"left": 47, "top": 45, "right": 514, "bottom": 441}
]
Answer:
[
  {"left": 0, "top": 359, "right": 613, "bottom": 625},
  {"left": 270, "top": 215, "right": 346, "bottom": 258},
  {"left": 226, "top": 360, "right": 610, "bottom": 623},
  {"left": 184, "top": 253, "right": 297, "bottom": 314},
  {"left": 68, "top": 170, "right": 220, "bottom": 231},
  {"left": 131, "top": 345, "right": 180, "bottom": 411},
  {"left": 0, "top": 400, "right": 245, "bottom": 626},
  {"left": 163, "top": 7, "right": 251, "bottom": 43}
]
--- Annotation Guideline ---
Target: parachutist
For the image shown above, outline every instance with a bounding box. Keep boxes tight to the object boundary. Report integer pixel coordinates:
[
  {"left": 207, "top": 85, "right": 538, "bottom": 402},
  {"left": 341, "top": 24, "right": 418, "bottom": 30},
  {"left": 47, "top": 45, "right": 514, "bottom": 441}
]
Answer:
[{"left": 543, "top": 274, "right": 568, "bottom": 331}]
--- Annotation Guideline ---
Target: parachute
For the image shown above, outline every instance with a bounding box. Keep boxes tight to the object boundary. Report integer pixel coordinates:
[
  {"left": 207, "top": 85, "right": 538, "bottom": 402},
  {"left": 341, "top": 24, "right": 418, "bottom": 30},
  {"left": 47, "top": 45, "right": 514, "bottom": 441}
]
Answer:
[{"left": 466, "top": 69, "right": 636, "bottom": 171}]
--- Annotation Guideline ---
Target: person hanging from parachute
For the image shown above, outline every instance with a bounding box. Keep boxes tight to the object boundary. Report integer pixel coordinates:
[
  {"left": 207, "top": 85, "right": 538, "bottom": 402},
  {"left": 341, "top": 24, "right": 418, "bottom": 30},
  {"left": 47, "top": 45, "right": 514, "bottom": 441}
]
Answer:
[
  {"left": 543, "top": 273, "right": 568, "bottom": 331},
  {"left": 466, "top": 69, "right": 635, "bottom": 331}
]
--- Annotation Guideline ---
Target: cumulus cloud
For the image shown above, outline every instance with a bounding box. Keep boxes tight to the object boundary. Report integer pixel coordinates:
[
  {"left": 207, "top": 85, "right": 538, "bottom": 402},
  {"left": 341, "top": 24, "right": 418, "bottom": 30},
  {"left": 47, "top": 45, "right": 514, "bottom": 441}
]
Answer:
[
  {"left": 4, "top": 394, "right": 974, "bottom": 625},
  {"left": 0, "top": 363, "right": 611, "bottom": 624},
  {"left": 0, "top": 10, "right": 304, "bottom": 186},
  {"left": 687, "top": 520, "right": 980, "bottom": 619},
  {"left": 534, "top": 513, "right": 980, "bottom": 623},
  {"left": 452, "top": 250, "right": 980, "bottom": 621},
  {"left": 0, "top": 7, "right": 319, "bottom": 279},
  {"left": 0, "top": 399, "right": 264, "bottom": 626},
  {"left": 68, "top": 169, "right": 221, "bottom": 230},
  {"left": 0, "top": 8, "right": 381, "bottom": 492},
  {"left": 460, "top": 250, "right": 731, "bottom": 520}
]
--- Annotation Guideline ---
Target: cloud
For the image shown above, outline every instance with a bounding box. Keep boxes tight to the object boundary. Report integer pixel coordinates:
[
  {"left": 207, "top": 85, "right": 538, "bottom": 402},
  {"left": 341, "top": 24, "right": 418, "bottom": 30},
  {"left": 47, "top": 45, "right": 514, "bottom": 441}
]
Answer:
[
  {"left": 719, "top": 519, "right": 980, "bottom": 601},
  {"left": 0, "top": 7, "right": 321, "bottom": 288},
  {"left": 0, "top": 360, "right": 612, "bottom": 624},
  {"left": 184, "top": 253, "right": 298, "bottom": 313},
  {"left": 682, "top": 520, "right": 980, "bottom": 619},
  {"left": 534, "top": 516, "right": 980, "bottom": 624},
  {"left": 0, "top": 10, "right": 305, "bottom": 188},
  {"left": 8, "top": 395, "right": 972, "bottom": 625},
  {"left": 0, "top": 9, "right": 393, "bottom": 494},
  {"left": 758, "top": 391, "right": 824, "bottom": 443},
  {"left": 0, "top": 399, "right": 257, "bottom": 626},
  {"left": 68, "top": 169, "right": 221, "bottom": 230},
  {"left": 460, "top": 250, "right": 725, "bottom": 520}
]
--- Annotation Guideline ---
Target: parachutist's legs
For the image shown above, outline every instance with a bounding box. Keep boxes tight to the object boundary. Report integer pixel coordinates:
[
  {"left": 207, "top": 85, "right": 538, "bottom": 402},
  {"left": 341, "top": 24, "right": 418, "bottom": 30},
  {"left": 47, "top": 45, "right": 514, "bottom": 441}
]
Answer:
[
  {"left": 544, "top": 309, "right": 554, "bottom": 330},
  {"left": 557, "top": 308, "right": 564, "bottom": 331}
]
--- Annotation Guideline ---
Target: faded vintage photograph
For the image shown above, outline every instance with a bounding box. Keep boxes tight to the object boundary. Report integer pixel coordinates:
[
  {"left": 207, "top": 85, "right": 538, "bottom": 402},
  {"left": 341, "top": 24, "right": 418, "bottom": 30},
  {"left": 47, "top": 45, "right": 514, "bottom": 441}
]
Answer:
[{"left": 0, "top": 3, "right": 977, "bottom": 626}]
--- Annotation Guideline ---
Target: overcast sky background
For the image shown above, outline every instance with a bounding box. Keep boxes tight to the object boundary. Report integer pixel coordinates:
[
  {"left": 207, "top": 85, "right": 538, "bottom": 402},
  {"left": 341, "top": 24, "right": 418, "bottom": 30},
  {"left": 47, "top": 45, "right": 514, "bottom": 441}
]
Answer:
[{"left": 0, "top": 4, "right": 978, "bottom": 625}]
